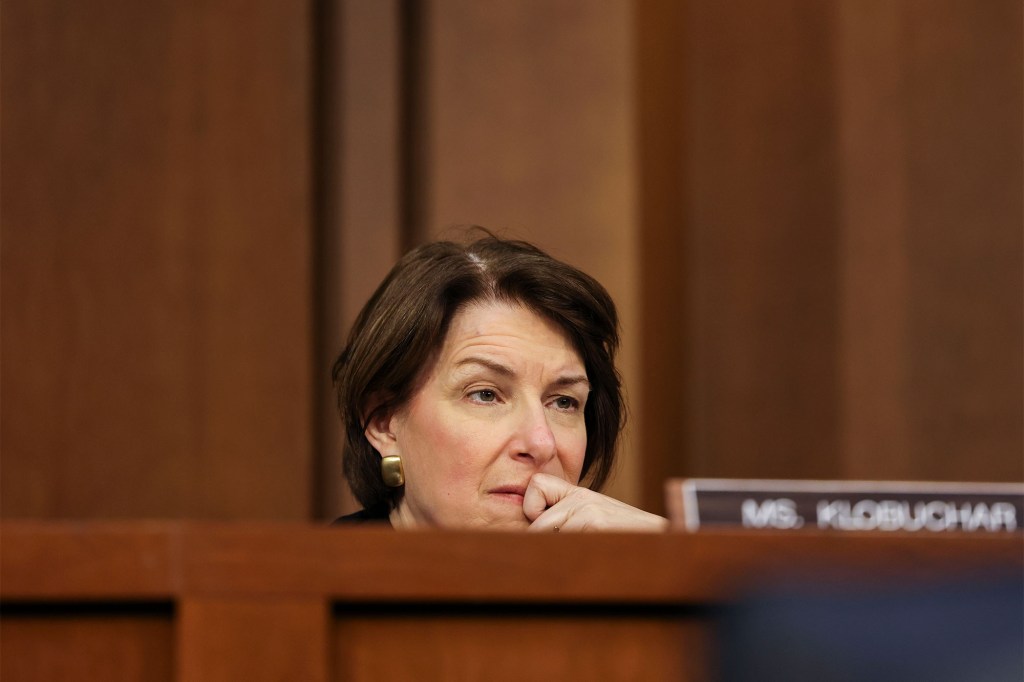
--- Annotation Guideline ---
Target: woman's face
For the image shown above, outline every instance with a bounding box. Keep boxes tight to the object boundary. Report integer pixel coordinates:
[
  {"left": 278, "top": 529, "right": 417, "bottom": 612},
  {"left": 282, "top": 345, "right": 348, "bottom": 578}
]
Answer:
[{"left": 367, "top": 300, "right": 589, "bottom": 529}]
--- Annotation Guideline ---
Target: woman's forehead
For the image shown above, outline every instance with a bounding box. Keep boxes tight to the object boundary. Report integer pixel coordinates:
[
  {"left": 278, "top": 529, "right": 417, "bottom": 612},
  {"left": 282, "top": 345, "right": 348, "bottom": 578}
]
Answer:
[{"left": 439, "top": 300, "right": 585, "bottom": 372}]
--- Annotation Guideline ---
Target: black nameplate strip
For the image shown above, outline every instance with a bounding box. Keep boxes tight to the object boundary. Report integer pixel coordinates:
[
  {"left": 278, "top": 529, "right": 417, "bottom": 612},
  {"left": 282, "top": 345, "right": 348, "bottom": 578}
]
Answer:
[{"left": 666, "top": 479, "right": 1024, "bottom": 533}]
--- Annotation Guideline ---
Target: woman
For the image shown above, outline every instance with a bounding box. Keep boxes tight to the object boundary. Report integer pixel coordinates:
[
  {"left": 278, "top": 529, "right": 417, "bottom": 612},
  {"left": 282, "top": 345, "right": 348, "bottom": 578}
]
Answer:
[{"left": 332, "top": 232, "right": 666, "bottom": 531}]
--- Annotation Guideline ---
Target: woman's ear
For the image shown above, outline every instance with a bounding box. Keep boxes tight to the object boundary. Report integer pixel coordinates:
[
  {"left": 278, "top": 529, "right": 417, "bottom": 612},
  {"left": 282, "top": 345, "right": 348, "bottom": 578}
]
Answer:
[{"left": 364, "top": 408, "right": 400, "bottom": 458}]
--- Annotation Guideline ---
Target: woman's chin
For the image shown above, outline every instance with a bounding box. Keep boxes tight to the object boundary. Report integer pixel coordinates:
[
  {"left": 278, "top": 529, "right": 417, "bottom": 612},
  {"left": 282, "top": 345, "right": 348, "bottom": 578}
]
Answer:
[
  {"left": 457, "top": 508, "right": 531, "bottom": 531},
  {"left": 481, "top": 517, "right": 531, "bottom": 531}
]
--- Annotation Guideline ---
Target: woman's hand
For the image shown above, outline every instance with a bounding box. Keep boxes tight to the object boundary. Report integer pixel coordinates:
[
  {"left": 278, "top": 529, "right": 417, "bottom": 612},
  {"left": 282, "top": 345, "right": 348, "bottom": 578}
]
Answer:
[{"left": 522, "top": 472, "right": 669, "bottom": 532}]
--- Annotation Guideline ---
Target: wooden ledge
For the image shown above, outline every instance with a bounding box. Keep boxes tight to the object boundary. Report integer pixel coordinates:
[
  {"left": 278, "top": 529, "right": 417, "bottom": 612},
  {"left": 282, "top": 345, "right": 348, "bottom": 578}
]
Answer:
[{"left": 2, "top": 521, "right": 1020, "bottom": 602}]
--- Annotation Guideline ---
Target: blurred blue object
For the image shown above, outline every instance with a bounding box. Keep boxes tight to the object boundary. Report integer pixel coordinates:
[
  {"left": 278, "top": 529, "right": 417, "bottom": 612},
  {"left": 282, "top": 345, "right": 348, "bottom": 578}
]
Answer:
[{"left": 717, "top": 573, "right": 1023, "bottom": 682}]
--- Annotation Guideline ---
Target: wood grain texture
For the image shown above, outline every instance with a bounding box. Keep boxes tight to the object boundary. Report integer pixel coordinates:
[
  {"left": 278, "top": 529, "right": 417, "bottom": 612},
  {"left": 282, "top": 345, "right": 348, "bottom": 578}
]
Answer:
[
  {"left": 1, "top": 613, "right": 174, "bottom": 682},
  {"left": 836, "top": 0, "right": 1023, "bottom": 481},
  {"left": 636, "top": 0, "right": 690, "bottom": 513},
  {"left": 681, "top": 0, "right": 842, "bottom": 480},
  {"left": 5, "top": 523, "right": 1018, "bottom": 602},
  {"left": 335, "top": 615, "right": 703, "bottom": 682},
  {"left": 847, "top": 0, "right": 1024, "bottom": 481},
  {"left": 1, "top": 0, "right": 314, "bottom": 519},
  {"left": 636, "top": 0, "right": 1023, "bottom": 488},
  {"left": 177, "top": 597, "right": 328, "bottom": 682},
  {"left": 178, "top": 526, "right": 1024, "bottom": 602},
  {"left": 0, "top": 522, "right": 178, "bottom": 599},
  {"left": 3, "top": 522, "right": 1019, "bottom": 681},
  {"left": 834, "top": 0, "right": 915, "bottom": 479},
  {"left": 316, "top": 0, "right": 405, "bottom": 519}
]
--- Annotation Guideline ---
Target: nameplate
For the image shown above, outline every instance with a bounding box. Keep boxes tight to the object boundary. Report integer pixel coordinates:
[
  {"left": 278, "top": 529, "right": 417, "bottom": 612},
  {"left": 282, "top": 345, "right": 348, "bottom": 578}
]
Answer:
[{"left": 666, "top": 479, "right": 1024, "bottom": 533}]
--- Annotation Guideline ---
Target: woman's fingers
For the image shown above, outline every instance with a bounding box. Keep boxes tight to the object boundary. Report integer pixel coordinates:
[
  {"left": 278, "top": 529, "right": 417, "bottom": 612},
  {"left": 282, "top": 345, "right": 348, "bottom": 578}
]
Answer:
[
  {"left": 524, "top": 472, "right": 669, "bottom": 532},
  {"left": 522, "top": 472, "right": 573, "bottom": 524}
]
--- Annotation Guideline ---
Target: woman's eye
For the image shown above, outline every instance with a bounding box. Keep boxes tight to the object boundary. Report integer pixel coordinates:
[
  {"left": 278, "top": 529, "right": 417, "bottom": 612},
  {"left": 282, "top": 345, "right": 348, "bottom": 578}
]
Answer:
[
  {"left": 470, "top": 389, "right": 497, "bottom": 403},
  {"left": 553, "top": 396, "right": 579, "bottom": 411}
]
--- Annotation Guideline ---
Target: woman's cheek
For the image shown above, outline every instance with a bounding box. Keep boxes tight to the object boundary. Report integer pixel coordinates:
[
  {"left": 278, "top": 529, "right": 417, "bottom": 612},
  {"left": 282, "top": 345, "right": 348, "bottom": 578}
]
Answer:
[{"left": 555, "top": 425, "right": 587, "bottom": 483}]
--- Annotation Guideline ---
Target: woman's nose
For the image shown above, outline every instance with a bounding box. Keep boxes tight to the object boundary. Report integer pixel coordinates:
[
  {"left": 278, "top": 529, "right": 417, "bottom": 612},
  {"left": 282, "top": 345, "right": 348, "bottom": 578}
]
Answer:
[{"left": 512, "top": 404, "right": 557, "bottom": 464}]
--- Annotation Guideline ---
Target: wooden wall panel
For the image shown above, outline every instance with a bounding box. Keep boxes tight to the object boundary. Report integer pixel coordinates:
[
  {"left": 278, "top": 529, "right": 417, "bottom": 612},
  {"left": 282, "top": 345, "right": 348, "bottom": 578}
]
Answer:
[
  {"left": 1, "top": 612, "right": 174, "bottom": 682},
  {"left": 834, "top": 1, "right": 916, "bottom": 480},
  {"left": 836, "top": 0, "right": 1024, "bottom": 481},
  {"left": 675, "top": 1, "right": 842, "bottom": 484},
  {"left": 636, "top": 0, "right": 695, "bottom": 510},
  {"left": 5, "top": 523, "right": 1021, "bottom": 681},
  {"left": 315, "top": 0, "right": 404, "bottom": 518},
  {"left": 1, "top": 0, "right": 313, "bottom": 519},
  {"left": 414, "top": 0, "right": 643, "bottom": 506},
  {"left": 334, "top": 614, "right": 702, "bottom": 682},
  {"left": 637, "top": 0, "right": 1022, "bottom": 505},
  {"left": 178, "top": 598, "right": 329, "bottom": 682},
  {"left": 858, "top": 0, "right": 1020, "bottom": 481}
]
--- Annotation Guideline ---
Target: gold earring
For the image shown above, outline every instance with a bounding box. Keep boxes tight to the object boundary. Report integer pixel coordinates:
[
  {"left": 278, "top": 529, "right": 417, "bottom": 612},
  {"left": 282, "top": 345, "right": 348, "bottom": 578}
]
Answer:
[{"left": 381, "top": 456, "right": 405, "bottom": 487}]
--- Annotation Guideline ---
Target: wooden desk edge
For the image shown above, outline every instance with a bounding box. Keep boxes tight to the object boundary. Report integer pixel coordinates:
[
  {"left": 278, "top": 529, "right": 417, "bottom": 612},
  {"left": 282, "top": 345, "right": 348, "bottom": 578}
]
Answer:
[{"left": 3, "top": 521, "right": 1020, "bottom": 602}]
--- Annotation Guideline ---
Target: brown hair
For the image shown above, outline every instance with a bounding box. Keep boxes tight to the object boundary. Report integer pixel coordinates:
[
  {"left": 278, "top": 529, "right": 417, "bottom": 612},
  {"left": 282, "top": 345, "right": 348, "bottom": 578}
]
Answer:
[{"left": 332, "top": 232, "right": 624, "bottom": 511}]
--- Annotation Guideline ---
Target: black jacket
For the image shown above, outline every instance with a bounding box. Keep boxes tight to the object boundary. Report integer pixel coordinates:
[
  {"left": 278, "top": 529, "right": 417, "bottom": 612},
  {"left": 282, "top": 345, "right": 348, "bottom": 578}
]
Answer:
[{"left": 332, "top": 504, "right": 392, "bottom": 526}]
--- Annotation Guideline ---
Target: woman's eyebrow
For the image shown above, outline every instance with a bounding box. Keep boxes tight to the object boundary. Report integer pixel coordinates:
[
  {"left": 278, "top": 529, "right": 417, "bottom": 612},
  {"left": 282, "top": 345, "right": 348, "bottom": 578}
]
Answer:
[
  {"left": 454, "top": 357, "right": 515, "bottom": 377},
  {"left": 553, "top": 375, "right": 590, "bottom": 390},
  {"left": 454, "top": 357, "right": 589, "bottom": 389}
]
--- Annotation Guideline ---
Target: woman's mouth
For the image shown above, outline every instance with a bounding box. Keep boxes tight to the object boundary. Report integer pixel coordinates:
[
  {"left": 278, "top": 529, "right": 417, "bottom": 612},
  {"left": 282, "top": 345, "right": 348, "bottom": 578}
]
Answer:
[{"left": 489, "top": 486, "right": 527, "bottom": 504}]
